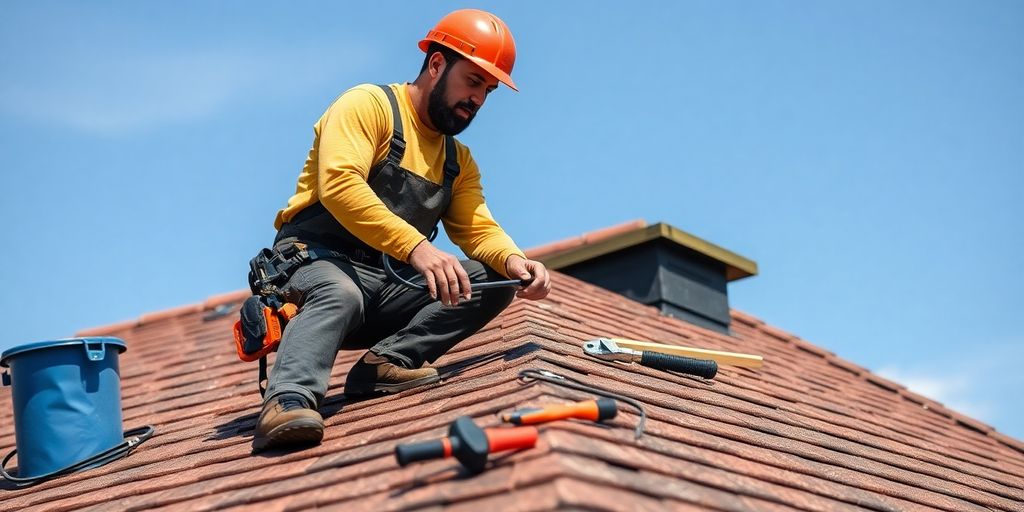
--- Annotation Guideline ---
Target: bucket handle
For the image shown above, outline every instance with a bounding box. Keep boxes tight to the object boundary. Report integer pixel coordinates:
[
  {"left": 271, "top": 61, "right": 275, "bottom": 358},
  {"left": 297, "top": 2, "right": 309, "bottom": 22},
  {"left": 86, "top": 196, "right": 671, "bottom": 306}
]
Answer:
[{"left": 83, "top": 340, "right": 107, "bottom": 362}]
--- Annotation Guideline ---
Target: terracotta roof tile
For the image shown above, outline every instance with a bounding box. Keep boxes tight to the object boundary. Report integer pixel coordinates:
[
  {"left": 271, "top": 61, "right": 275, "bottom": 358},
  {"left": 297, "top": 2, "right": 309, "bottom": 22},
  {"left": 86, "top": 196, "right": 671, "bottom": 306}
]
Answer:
[
  {"left": 74, "top": 318, "right": 139, "bottom": 337},
  {"left": 203, "top": 290, "right": 250, "bottom": 310},
  {"left": 731, "top": 309, "right": 765, "bottom": 327},
  {"left": 3, "top": 267, "right": 1023, "bottom": 510},
  {"left": 136, "top": 303, "right": 205, "bottom": 325}
]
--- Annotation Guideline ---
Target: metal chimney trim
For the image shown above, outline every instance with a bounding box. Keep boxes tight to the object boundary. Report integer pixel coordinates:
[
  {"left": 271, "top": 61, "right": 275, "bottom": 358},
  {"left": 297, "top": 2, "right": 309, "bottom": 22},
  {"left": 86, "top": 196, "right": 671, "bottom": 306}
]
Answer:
[{"left": 540, "top": 222, "right": 758, "bottom": 282}]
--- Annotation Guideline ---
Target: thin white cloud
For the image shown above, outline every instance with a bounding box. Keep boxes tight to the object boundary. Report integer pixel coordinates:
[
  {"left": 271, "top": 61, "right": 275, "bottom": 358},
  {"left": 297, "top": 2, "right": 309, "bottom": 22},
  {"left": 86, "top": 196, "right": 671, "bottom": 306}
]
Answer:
[
  {"left": 876, "top": 340, "right": 1024, "bottom": 427},
  {"left": 1, "top": 44, "right": 369, "bottom": 135},
  {"left": 876, "top": 366, "right": 992, "bottom": 421}
]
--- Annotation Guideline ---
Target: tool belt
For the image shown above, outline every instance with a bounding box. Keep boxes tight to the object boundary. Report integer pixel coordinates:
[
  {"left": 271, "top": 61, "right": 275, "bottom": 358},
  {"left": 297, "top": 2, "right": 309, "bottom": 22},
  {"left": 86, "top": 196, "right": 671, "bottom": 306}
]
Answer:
[{"left": 233, "top": 242, "right": 348, "bottom": 395}]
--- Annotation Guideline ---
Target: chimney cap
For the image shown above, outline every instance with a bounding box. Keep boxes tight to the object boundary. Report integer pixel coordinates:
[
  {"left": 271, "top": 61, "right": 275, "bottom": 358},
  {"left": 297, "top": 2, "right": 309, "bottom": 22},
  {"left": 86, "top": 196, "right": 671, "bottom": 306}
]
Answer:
[{"left": 537, "top": 222, "right": 758, "bottom": 282}]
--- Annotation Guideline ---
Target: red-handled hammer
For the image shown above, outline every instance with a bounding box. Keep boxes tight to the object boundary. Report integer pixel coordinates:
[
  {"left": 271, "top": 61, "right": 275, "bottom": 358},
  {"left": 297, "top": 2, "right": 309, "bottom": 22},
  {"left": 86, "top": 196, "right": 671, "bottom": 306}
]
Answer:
[{"left": 395, "top": 416, "right": 538, "bottom": 474}]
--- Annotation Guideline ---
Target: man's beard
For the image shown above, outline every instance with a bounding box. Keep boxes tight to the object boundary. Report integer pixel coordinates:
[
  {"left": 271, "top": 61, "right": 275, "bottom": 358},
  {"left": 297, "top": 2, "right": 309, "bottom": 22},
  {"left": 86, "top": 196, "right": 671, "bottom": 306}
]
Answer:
[{"left": 427, "top": 65, "right": 477, "bottom": 136}]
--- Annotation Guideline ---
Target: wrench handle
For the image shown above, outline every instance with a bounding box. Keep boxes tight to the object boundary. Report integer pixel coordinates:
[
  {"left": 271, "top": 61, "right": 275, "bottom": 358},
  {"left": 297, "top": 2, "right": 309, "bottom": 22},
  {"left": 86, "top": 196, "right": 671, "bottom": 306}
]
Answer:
[{"left": 640, "top": 351, "right": 718, "bottom": 379}]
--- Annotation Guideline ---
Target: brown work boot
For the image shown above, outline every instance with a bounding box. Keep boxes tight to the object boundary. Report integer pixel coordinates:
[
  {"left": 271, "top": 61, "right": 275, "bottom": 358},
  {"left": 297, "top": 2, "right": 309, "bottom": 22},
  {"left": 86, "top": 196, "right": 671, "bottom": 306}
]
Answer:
[
  {"left": 344, "top": 352, "right": 440, "bottom": 396},
  {"left": 252, "top": 392, "right": 324, "bottom": 453}
]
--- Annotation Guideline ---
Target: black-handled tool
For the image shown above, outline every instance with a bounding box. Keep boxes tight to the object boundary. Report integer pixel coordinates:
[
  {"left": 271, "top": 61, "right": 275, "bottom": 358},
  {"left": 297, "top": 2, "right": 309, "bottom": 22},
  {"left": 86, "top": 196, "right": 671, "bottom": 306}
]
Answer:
[{"left": 583, "top": 338, "right": 718, "bottom": 379}]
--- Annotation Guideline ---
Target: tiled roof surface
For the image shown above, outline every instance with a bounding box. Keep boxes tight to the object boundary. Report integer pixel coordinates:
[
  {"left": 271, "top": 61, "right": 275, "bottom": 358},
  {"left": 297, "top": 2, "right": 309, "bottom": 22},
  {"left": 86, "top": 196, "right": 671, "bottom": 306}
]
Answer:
[{"left": 3, "top": 274, "right": 1024, "bottom": 510}]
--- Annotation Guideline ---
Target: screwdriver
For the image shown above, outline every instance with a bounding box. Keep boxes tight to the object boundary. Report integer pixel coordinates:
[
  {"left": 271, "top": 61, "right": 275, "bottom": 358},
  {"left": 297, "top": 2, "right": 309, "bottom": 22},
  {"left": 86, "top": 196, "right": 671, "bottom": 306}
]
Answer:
[{"left": 501, "top": 398, "right": 617, "bottom": 425}]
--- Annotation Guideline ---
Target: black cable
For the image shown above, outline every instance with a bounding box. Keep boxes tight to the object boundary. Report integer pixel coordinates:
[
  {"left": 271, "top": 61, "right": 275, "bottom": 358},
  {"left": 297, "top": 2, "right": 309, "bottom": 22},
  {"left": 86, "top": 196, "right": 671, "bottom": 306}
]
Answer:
[
  {"left": 517, "top": 369, "right": 646, "bottom": 439},
  {"left": 382, "top": 254, "right": 527, "bottom": 292},
  {"left": 1, "top": 425, "right": 155, "bottom": 487},
  {"left": 381, "top": 226, "right": 528, "bottom": 292}
]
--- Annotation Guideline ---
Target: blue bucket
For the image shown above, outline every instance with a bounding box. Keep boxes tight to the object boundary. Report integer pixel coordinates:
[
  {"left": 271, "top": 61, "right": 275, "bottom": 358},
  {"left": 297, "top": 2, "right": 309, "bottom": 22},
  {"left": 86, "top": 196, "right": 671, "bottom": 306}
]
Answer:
[{"left": 1, "top": 337, "right": 127, "bottom": 479}]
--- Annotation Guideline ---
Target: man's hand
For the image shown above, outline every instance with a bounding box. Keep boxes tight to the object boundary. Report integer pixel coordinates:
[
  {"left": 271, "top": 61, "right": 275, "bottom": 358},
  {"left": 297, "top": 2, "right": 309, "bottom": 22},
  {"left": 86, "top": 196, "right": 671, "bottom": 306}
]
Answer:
[
  {"left": 408, "top": 240, "right": 472, "bottom": 306},
  {"left": 505, "top": 255, "right": 551, "bottom": 300}
]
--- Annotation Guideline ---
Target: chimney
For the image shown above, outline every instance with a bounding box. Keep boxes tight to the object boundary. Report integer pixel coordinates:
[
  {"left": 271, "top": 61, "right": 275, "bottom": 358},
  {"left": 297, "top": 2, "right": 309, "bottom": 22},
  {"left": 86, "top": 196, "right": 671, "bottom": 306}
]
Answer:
[{"left": 530, "top": 222, "right": 757, "bottom": 334}]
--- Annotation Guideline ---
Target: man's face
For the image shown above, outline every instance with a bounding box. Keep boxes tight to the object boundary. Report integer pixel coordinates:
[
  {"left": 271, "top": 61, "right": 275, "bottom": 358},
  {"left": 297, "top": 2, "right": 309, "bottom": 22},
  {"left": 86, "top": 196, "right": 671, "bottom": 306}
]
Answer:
[{"left": 427, "top": 57, "right": 499, "bottom": 136}]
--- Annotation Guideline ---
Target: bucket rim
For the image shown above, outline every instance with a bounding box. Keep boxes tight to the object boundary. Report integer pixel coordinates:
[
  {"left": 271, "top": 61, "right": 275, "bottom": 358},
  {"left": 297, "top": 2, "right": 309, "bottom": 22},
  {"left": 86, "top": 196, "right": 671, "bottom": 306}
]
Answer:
[{"left": 1, "top": 337, "right": 127, "bottom": 368}]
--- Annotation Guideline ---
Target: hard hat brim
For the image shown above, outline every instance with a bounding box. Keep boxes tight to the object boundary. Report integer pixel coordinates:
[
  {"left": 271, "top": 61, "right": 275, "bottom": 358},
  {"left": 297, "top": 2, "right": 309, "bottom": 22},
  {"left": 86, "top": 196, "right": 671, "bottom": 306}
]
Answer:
[{"left": 419, "top": 39, "right": 519, "bottom": 92}]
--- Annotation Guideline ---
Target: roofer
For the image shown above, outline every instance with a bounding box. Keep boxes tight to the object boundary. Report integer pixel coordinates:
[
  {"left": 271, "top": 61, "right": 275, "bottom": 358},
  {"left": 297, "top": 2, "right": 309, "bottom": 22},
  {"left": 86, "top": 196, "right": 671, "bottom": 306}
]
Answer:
[{"left": 251, "top": 9, "right": 551, "bottom": 452}]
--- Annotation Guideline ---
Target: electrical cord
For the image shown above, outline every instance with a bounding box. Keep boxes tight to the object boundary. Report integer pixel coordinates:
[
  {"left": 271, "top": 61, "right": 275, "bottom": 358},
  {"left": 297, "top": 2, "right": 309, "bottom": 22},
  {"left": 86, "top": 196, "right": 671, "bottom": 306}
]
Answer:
[
  {"left": 381, "top": 254, "right": 527, "bottom": 292},
  {"left": 1, "top": 425, "right": 155, "bottom": 487},
  {"left": 517, "top": 368, "right": 646, "bottom": 439},
  {"left": 381, "top": 226, "right": 528, "bottom": 292}
]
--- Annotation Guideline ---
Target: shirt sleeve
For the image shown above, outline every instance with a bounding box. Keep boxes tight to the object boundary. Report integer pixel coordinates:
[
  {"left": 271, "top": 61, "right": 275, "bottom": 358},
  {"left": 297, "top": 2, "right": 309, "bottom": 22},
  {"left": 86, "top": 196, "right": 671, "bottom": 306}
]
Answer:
[
  {"left": 442, "top": 146, "right": 526, "bottom": 277},
  {"left": 316, "top": 87, "right": 427, "bottom": 261}
]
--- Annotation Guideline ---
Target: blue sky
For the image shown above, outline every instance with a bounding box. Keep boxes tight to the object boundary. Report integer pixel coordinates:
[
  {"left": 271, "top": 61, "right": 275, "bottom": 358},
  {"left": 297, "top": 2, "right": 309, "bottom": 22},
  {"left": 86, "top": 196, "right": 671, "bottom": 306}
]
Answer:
[{"left": 2, "top": 1, "right": 1022, "bottom": 439}]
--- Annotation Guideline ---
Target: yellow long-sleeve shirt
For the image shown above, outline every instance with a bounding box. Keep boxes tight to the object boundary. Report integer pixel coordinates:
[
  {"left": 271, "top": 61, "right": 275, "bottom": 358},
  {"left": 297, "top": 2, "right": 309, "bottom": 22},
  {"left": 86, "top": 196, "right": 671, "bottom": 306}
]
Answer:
[{"left": 274, "top": 83, "right": 524, "bottom": 276}]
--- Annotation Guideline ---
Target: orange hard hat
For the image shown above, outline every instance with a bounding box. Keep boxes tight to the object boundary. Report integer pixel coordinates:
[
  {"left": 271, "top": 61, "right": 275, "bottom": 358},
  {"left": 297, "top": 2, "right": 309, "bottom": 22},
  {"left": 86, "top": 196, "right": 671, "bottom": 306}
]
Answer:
[{"left": 419, "top": 9, "right": 518, "bottom": 91}]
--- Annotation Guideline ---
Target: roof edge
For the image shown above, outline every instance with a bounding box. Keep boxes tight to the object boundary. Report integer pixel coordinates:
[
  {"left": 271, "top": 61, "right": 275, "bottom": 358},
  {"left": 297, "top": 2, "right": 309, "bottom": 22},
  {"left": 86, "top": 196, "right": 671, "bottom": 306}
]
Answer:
[
  {"left": 524, "top": 219, "right": 647, "bottom": 260},
  {"left": 730, "top": 308, "right": 1016, "bottom": 448},
  {"left": 73, "top": 289, "right": 250, "bottom": 337}
]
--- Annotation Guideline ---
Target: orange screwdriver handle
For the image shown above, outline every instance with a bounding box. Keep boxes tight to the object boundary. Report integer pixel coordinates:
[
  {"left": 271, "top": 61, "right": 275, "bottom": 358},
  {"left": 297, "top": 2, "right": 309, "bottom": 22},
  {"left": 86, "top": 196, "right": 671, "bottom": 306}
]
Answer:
[{"left": 503, "top": 398, "right": 617, "bottom": 425}]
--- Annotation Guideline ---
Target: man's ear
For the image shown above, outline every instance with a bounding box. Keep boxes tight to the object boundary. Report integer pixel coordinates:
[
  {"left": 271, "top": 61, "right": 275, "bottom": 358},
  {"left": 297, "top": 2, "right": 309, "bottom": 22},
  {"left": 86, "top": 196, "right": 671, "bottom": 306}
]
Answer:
[{"left": 428, "top": 52, "right": 447, "bottom": 80}]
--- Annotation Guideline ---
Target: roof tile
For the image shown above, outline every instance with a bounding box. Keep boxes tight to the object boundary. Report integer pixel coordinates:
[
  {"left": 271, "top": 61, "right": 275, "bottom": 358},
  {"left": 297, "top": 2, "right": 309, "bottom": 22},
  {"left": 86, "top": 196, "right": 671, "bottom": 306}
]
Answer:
[
  {"left": 74, "top": 318, "right": 139, "bottom": 337},
  {"left": 137, "top": 303, "right": 205, "bottom": 325},
  {"left": 203, "top": 290, "right": 250, "bottom": 310}
]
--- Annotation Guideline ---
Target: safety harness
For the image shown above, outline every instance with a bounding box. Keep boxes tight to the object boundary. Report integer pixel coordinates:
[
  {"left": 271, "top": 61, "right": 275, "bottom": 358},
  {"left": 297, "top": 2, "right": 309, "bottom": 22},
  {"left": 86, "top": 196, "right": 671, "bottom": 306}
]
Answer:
[{"left": 234, "top": 84, "right": 461, "bottom": 396}]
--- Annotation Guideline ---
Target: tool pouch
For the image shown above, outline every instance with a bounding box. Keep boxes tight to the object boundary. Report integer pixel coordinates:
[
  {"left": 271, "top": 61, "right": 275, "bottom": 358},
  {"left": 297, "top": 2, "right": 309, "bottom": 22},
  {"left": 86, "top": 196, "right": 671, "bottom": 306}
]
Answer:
[{"left": 233, "top": 295, "right": 298, "bottom": 362}]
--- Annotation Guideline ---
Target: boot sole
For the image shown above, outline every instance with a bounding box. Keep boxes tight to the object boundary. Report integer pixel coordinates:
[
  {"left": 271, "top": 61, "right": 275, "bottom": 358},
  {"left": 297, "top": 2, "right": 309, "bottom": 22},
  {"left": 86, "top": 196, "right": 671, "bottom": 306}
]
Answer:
[
  {"left": 252, "top": 418, "right": 324, "bottom": 452},
  {"left": 345, "top": 374, "right": 441, "bottom": 397}
]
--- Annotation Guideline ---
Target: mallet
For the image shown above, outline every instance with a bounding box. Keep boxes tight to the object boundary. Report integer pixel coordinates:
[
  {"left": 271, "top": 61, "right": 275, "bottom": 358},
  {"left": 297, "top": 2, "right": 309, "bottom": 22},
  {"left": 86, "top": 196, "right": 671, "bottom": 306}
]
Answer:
[{"left": 395, "top": 416, "right": 538, "bottom": 474}]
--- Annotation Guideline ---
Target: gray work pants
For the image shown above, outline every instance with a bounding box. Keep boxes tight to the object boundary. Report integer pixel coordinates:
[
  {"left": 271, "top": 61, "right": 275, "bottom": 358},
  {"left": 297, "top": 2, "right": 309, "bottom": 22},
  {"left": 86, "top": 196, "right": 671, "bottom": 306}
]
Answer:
[{"left": 264, "top": 253, "right": 515, "bottom": 408}]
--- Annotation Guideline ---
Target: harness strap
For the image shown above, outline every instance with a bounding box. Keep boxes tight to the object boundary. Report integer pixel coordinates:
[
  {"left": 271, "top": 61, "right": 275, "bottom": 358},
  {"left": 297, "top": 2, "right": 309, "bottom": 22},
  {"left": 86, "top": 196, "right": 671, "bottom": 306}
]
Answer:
[
  {"left": 375, "top": 84, "right": 460, "bottom": 191},
  {"left": 443, "top": 135, "right": 460, "bottom": 190},
  {"left": 258, "top": 356, "right": 269, "bottom": 397},
  {"left": 378, "top": 84, "right": 406, "bottom": 168}
]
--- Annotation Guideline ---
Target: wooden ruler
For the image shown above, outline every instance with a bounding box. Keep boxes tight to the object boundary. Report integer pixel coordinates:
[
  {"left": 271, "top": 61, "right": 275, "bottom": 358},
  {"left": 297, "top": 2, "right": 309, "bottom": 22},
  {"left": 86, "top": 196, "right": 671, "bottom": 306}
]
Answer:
[{"left": 609, "top": 338, "right": 763, "bottom": 368}]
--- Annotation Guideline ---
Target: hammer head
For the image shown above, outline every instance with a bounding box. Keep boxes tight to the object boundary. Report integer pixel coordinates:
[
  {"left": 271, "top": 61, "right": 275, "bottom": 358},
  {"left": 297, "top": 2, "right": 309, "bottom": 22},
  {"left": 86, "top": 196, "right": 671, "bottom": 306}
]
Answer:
[{"left": 448, "top": 416, "right": 490, "bottom": 474}]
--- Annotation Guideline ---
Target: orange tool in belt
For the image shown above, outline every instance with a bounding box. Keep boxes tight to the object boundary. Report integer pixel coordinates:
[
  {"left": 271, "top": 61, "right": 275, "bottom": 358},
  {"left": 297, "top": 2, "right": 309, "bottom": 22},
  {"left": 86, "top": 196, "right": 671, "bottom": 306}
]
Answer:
[
  {"left": 501, "top": 398, "right": 618, "bottom": 426},
  {"left": 233, "top": 296, "right": 297, "bottom": 362},
  {"left": 395, "top": 416, "right": 537, "bottom": 474}
]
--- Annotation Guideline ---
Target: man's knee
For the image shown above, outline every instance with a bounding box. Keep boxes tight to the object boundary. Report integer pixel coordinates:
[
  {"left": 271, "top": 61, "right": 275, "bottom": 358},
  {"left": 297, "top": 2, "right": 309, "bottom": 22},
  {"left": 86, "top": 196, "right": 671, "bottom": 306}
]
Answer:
[{"left": 292, "top": 261, "right": 364, "bottom": 320}]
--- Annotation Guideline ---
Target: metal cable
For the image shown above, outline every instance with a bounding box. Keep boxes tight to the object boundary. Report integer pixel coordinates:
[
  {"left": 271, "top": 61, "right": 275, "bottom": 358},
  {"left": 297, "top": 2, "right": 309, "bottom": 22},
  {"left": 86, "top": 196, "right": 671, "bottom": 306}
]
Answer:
[
  {"left": 1, "top": 425, "right": 155, "bottom": 486},
  {"left": 517, "top": 368, "right": 646, "bottom": 439}
]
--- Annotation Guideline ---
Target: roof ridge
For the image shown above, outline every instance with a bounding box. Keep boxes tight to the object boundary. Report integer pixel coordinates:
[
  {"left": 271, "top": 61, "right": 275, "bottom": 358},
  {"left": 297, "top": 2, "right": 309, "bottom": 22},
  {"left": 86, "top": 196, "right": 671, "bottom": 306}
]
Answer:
[{"left": 524, "top": 219, "right": 647, "bottom": 260}]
